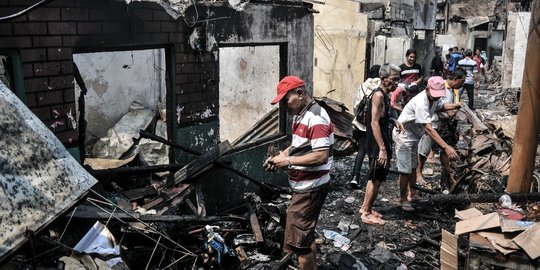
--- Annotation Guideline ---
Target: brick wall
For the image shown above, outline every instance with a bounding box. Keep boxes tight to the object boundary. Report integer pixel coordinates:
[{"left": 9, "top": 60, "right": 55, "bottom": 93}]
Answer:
[{"left": 0, "top": 0, "right": 218, "bottom": 146}]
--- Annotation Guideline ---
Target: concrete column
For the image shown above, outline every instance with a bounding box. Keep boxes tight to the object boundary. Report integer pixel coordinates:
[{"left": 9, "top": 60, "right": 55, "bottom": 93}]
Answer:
[{"left": 507, "top": 0, "right": 540, "bottom": 193}]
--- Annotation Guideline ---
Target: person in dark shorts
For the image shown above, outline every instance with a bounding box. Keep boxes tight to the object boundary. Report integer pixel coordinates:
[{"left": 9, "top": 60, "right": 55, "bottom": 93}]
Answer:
[
  {"left": 349, "top": 65, "right": 381, "bottom": 189},
  {"left": 359, "top": 64, "right": 403, "bottom": 225},
  {"left": 264, "top": 75, "right": 334, "bottom": 269}
]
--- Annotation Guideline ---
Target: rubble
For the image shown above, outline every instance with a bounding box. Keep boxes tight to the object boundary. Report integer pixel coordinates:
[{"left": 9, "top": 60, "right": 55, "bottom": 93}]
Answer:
[{"left": 2, "top": 79, "right": 540, "bottom": 270}]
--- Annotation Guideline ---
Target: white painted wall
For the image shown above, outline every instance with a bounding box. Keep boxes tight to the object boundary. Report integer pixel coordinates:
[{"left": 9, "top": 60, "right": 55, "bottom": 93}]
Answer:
[
  {"left": 218, "top": 46, "right": 280, "bottom": 142},
  {"left": 373, "top": 36, "right": 411, "bottom": 67},
  {"left": 74, "top": 49, "right": 166, "bottom": 144},
  {"left": 435, "top": 34, "right": 458, "bottom": 55},
  {"left": 503, "top": 12, "right": 531, "bottom": 89},
  {"left": 312, "top": 0, "right": 368, "bottom": 110},
  {"left": 510, "top": 12, "right": 530, "bottom": 89}
]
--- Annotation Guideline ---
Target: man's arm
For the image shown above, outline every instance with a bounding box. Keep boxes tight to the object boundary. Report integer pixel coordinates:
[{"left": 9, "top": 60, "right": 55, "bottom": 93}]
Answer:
[
  {"left": 265, "top": 147, "right": 329, "bottom": 170},
  {"left": 371, "top": 91, "right": 388, "bottom": 167},
  {"left": 440, "top": 102, "right": 461, "bottom": 111},
  {"left": 390, "top": 88, "right": 403, "bottom": 112}
]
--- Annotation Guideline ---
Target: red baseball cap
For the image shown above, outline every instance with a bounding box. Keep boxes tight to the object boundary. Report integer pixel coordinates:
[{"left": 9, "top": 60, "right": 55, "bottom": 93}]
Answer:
[{"left": 271, "top": 76, "right": 305, "bottom": 105}]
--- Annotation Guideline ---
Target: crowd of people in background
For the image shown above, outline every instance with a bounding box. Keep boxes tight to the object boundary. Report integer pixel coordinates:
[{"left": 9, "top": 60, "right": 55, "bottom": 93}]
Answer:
[{"left": 350, "top": 45, "right": 488, "bottom": 225}]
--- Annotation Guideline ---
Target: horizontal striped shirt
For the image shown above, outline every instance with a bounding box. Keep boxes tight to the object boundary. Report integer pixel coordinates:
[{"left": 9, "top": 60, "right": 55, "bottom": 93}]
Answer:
[
  {"left": 288, "top": 101, "right": 334, "bottom": 192},
  {"left": 458, "top": 58, "right": 478, "bottom": 85}
]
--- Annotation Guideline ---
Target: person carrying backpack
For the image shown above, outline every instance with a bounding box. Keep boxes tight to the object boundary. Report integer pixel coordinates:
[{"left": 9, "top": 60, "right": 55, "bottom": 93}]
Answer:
[{"left": 350, "top": 65, "right": 381, "bottom": 189}]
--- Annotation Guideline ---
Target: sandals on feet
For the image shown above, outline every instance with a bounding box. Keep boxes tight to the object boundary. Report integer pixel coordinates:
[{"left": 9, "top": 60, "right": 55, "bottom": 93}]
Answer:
[
  {"left": 361, "top": 213, "right": 386, "bottom": 225},
  {"left": 359, "top": 208, "right": 383, "bottom": 218},
  {"left": 401, "top": 201, "right": 415, "bottom": 212}
]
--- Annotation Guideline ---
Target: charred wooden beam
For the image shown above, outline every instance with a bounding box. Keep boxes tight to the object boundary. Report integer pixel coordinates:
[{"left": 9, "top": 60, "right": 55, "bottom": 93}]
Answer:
[
  {"left": 431, "top": 192, "right": 540, "bottom": 204},
  {"left": 173, "top": 140, "right": 232, "bottom": 186},
  {"left": 89, "top": 164, "right": 182, "bottom": 177},
  {"left": 122, "top": 186, "right": 159, "bottom": 201},
  {"left": 73, "top": 62, "right": 87, "bottom": 162},
  {"left": 140, "top": 130, "right": 289, "bottom": 195},
  {"left": 70, "top": 206, "right": 247, "bottom": 222},
  {"left": 246, "top": 203, "right": 264, "bottom": 244},
  {"left": 460, "top": 104, "right": 489, "bottom": 132}
]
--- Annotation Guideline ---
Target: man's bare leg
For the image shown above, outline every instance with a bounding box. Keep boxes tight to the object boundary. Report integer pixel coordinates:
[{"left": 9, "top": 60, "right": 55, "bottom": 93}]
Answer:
[
  {"left": 416, "top": 154, "right": 428, "bottom": 185},
  {"left": 298, "top": 242, "right": 317, "bottom": 270},
  {"left": 407, "top": 169, "right": 418, "bottom": 200},
  {"left": 399, "top": 173, "right": 409, "bottom": 203},
  {"left": 360, "top": 180, "right": 374, "bottom": 213}
]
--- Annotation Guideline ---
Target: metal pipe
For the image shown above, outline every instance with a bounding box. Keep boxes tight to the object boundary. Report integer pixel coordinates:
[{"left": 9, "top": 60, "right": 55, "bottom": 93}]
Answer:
[{"left": 507, "top": 1, "right": 540, "bottom": 192}]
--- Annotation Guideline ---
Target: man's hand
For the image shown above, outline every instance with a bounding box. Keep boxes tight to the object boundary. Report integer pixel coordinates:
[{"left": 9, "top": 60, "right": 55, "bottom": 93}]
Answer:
[
  {"left": 444, "top": 146, "right": 459, "bottom": 160},
  {"left": 394, "top": 120, "right": 404, "bottom": 133},
  {"left": 377, "top": 148, "right": 388, "bottom": 168},
  {"left": 263, "top": 151, "right": 288, "bottom": 171},
  {"left": 263, "top": 156, "right": 276, "bottom": 171}
]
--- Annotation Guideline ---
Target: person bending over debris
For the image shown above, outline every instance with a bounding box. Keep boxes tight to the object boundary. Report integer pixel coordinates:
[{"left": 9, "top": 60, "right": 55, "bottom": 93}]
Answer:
[
  {"left": 393, "top": 76, "right": 461, "bottom": 212},
  {"left": 416, "top": 68, "right": 466, "bottom": 191},
  {"left": 359, "top": 64, "right": 403, "bottom": 225},
  {"left": 263, "top": 75, "right": 334, "bottom": 270}
]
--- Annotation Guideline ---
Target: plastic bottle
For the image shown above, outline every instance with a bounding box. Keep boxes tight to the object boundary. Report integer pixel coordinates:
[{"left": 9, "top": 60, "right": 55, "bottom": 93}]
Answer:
[
  {"left": 323, "top": 229, "right": 351, "bottom": 249},
  {"left": 499, "top": 194, "right": 512, "bottom": 208}
]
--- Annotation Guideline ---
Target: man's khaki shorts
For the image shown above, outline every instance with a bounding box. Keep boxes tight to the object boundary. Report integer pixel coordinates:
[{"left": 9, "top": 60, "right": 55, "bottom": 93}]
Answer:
[
  {"left": 393, "top": 131, "right": 419, "bottom": 174},
  {"left": 284, "top": 184, "right": 329, "bottom": 255}
]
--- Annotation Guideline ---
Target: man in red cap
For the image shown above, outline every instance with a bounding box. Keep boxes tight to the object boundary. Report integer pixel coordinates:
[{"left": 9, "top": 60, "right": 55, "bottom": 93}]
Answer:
[
  {"left": 393, "top": 76, "right": 461, "bottom": 212},
  {"left": 264, "top": 75, "right": 334, "bottom": 270}
]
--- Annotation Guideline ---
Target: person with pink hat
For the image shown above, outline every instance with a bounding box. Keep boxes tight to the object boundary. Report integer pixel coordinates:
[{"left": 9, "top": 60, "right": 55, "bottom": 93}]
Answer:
[
  {"left": 264, "top": 75, "right": 334, "bottom": 270},
  {"left": 392, "top": 76, "right": 461, "bottom": 212}
]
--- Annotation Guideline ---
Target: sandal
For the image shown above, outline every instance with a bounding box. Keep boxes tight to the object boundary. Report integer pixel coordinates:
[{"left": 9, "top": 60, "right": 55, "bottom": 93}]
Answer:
[
  {"left": 401, "top": 201, "right": 415, "bottom": 212},
  {"left": 359, "top": 208, "right": 383, "bottom": 218},
  {"left": 361, "top": 213, "right": 386, "bottom": 225}
]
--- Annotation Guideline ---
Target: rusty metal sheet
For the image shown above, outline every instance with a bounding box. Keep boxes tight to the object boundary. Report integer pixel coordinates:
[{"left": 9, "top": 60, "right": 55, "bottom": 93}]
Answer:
[{"left": 0, "top": 82, "right": 97, "bottom": 261}]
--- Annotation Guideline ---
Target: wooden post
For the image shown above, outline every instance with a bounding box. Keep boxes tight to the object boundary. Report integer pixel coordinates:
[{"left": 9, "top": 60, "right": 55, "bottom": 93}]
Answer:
[{"left": 507, "top": 1, "right": 540, "bottom": 193}]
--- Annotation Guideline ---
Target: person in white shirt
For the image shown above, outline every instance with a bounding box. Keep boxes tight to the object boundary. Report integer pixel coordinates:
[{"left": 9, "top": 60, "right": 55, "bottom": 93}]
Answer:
[
  {"left": 416, "top": 69, "right": 465, "bottom": 190},
  {"left": 393, "top": 76, "right": 461, "bottom": 211}
]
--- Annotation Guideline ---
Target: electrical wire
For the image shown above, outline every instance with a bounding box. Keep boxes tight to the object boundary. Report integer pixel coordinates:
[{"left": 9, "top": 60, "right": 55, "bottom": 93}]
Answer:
[{"left": 0, "top": 0, "right": 54, "bottom": 22}]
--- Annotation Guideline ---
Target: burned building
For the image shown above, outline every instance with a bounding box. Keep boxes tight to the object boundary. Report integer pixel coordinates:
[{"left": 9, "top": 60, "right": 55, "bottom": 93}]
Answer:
[{"left": 0, "top": 0, "right": 316, "bottom": 213}]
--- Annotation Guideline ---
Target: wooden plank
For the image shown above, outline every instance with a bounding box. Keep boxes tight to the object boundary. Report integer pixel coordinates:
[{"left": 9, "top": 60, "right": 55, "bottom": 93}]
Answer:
[
  {"left": 454, "top": 208, "right": 483, "bottom": 221},
  {"left": 513, "top": 223, "right": 540, "bottom": 259},
  {"left": 121, "top": 186, "right": 158, "bottom": 201},
  {"left": 460, "top": 104, "right": 489, "bottom": 132},
  {"left": 247, "top": 203, "right": 264, "bottom": 244},
  {"left": 440, "top": 229, "right": 458, "bottom": 270},
  {"left": 169, "top": 184, "right": 195, "bottom": 208},
  {"left": 172, "top": 140, "right": 232, "bottom": 185},
  {"left": 455, "top": 213, "right": 500, "bottom": 235}
]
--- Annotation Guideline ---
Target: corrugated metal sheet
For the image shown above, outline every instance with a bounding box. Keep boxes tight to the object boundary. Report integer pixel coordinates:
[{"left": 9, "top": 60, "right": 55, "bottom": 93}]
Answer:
[
  {"left": 231, "top": 98, "right": 356, "bottom": 155},
  {"left": 315, "top": 97, "right": 356, "bottom": 155},
  {"left": 0, "top": 82, "right": 97, "bottom": 262}
]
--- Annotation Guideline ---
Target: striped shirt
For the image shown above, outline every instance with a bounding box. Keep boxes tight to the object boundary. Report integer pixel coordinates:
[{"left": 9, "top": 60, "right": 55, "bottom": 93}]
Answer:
[
  {"left": 458, "top": 57, "right": 478, "bottom": 85},
  {"left": 288, "top": 101, "right": 334, "bottom": 192}
]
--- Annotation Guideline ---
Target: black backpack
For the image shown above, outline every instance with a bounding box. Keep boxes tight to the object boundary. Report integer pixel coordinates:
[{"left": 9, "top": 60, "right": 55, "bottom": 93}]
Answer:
[{"left": 355, "top": 90, "right": 376, "bottom": 126}]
